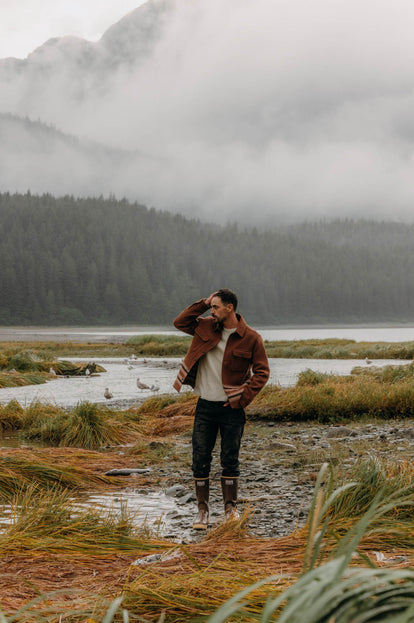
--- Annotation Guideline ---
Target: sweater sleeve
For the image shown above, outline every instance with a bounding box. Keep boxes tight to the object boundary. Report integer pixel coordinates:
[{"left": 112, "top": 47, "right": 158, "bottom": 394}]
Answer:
[{"left": 173, "top": 299, "right": 210, "bottom": 336}]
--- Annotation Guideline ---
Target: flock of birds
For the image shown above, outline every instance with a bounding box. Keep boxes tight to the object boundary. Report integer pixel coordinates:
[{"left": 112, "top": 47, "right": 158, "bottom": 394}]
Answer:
[{"left": 104, "top": 354, "right": 160, "bottom": 401}]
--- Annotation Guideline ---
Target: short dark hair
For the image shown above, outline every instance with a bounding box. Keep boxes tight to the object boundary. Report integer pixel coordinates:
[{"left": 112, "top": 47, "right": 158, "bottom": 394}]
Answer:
[{"left": 215, "top": 288, "right": 238, "bottom": 311}]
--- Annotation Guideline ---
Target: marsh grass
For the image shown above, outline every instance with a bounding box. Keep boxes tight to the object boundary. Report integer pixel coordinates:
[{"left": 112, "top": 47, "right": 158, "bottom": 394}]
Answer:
[
  {"left": 127, "top": 439, "right": 178, "bottom": 463},
  {"left": 0, "top": 458, "right": 413, "bottom": 622},
  {"left": 0, "top": 347, "right": 105, "bottom": 391},
  {"left": 263, "top": 338, "right": 414, "bottom": 359},
  {"left": 0, "top": 451, "right": 113, "bottom": 501},
  {"left": 61, "top": 401, "right": 126, "bottom": 450},
  {"left": 126, "top": 335, "right": 414, "bottom": 359},
  {"left": 321, "top": 458, "right": 414, "bottom": 550},
  {"left": 127, "top": 334, "right": 191, "bottom": 356},
  {"left": 247, "top": 365, "right": 414, "bottom": 422},
  {"left": 4, "top": 337, "right": 414, "bottom": 361},
  {"left": 0, "top": 371, "right": 50, "bottom": 388},
  {"left": 207, "top": 462, "right": 414, "bottom": 623},
  {"left": 134, "top": 365, "right": 414, "bottom": 424},
  {"left": 1, "top": 484, "right": 170, "bottom": 556},
  {"left": 8, "top": 401, "right": 132, "bottom": 450},
  {"left": 0, "top": 399, "right": 24, "bottom": 431}
]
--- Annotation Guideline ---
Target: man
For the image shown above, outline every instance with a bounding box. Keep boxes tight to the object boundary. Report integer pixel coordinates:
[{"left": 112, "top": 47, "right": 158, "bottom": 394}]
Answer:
[{"left": 173, "top": 289, "right": 270, "bottom": 530}]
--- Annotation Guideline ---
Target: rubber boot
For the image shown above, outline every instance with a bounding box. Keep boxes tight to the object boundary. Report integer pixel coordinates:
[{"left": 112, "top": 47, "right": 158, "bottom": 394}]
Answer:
[
  {"left": 192, "top": 477, "right": 209, "bottom": 530},
  {"left": 221, "top": 476, "right": 240, "bottom": 520}
]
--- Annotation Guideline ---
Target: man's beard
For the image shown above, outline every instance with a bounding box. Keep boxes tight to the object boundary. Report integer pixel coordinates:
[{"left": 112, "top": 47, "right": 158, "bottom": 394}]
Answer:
[{"left": 213, "top": 318, "right": 224, "bottom": 332}]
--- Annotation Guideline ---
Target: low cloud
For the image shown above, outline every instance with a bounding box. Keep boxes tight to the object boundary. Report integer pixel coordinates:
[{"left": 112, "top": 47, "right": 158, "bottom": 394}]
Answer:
[{"left": 2, "top": 0, "right": 414, "bottom": 223}]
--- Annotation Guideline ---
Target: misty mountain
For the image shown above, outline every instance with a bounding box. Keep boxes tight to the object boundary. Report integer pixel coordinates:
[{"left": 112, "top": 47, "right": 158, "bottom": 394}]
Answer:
[
  {"left": 1, "top": 192, "right": 414, "bottom": 326},
  {"left": 0, "top": 113, "right": 151, "bottom": 199},
  {"left": 2, "top": 0, "right": 414, "bottom": 223},
  {"left": 0, "top": 0, "right": 170, "bottom": 90}
]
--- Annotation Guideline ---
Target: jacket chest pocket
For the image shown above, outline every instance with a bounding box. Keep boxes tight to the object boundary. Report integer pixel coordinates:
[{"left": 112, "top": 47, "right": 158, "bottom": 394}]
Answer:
[{"left": 230, "top": 349, "right": 252, "bottom": 373}]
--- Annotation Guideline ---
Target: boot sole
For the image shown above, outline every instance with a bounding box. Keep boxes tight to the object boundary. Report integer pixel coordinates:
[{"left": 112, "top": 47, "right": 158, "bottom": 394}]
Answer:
[{"left": 192, "top": 522, "right": 209, "bottom": 530}]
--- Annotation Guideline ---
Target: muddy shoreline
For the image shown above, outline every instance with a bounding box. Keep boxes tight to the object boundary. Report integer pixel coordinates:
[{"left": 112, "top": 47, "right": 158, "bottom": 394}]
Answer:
[{"left": 104, "top": 418, "right": 414, "bottom": 543}]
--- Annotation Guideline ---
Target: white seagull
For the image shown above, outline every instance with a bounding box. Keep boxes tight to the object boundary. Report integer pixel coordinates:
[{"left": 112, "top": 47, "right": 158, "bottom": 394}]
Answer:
[{"left": 150, "top": 381, "right": 160, "bottom": 393}]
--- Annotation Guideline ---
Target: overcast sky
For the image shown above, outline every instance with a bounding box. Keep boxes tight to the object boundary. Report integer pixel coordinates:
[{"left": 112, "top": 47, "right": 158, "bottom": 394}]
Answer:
[
  {"left": 2, "top": 0, "right": 414, "bottom": 224},
  {"left": 0, "top": 0, "right": 146, "bottom": 58}
]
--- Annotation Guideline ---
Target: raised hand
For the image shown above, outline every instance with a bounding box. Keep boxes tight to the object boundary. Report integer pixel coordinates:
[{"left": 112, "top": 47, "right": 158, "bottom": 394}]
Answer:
[{"left": 205, "top": 291, "right": 219, "bottom": 307}]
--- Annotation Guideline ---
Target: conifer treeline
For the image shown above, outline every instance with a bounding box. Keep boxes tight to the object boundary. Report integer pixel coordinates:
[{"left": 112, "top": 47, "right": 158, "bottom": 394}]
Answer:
[{"left": 1, "top": 192, "right": 414, "bottom": 325}]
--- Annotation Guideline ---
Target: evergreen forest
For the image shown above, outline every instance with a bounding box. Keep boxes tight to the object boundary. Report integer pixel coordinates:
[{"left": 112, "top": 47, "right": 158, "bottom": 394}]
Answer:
[{"left": 1, "top": 192, "right": 414, "bottom": 326}]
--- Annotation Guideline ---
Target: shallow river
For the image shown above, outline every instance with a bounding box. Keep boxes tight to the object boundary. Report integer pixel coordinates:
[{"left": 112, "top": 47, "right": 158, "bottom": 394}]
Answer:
[{"left": 0, "top": 356, "right": 409, "bottom": 408}]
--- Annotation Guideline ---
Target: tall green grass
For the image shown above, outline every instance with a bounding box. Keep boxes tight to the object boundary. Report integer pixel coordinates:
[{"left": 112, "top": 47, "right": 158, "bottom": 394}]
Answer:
[{"left": 208, "top": 461, "right": 414, "bottom": 623}]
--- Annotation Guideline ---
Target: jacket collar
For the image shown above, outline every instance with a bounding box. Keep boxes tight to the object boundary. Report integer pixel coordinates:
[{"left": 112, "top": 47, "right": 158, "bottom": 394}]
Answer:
[{"left": 234, "top": 313, "right": 247, "bottom": 337}]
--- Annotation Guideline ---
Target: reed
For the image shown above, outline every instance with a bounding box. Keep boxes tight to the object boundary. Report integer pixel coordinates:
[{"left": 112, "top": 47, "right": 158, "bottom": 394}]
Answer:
[{"left": 61, "top": 401, "right": 126, "bottom": 450}]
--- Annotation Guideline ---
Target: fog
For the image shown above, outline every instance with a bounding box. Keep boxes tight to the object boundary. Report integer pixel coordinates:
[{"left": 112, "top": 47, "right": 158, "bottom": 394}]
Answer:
[{"left": 2, "top": 0, "right": 414, "bottom": 223}]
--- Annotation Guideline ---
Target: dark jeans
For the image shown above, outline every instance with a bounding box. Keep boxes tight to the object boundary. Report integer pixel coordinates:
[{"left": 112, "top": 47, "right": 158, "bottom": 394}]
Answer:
[{"left": 192, "top": 397, "right": 246, "bottom": 479}]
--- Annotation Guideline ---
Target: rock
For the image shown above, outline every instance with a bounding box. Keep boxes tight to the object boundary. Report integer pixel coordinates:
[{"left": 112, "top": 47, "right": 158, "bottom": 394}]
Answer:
[
  {"left": 165, "top": 484, "right": 185, "bottom": 497},
  {"left": 326, "top": 426, "right": 357, "bottom": 438},
  {"left": 268, "top": 441, "right": 297, "bottom": 451},
  {"left": 176, "top": 492, "right": 196, "bottom": 505},
  {"left": 105, "top": 468, "right": 151, "bottom": 476}
]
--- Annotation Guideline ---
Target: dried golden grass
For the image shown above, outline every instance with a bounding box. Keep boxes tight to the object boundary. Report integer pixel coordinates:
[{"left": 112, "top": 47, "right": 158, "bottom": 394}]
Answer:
[
  {"left": 0, "top": 448, "right": 125, "bottom": 500},
  {"left": 137, "top": 395, "right": 197, "bottom": 437}
]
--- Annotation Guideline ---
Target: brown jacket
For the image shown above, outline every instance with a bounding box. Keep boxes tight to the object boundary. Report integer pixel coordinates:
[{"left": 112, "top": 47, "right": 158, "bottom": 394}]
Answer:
[{"left": 173, "top": 299, "right": 270, "bottom": 409}]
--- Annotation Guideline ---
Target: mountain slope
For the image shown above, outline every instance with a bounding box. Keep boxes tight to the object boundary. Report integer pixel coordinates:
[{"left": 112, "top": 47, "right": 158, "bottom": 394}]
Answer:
[{"left": 0, "top": 113, "right": 151, "bottom": 199}]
